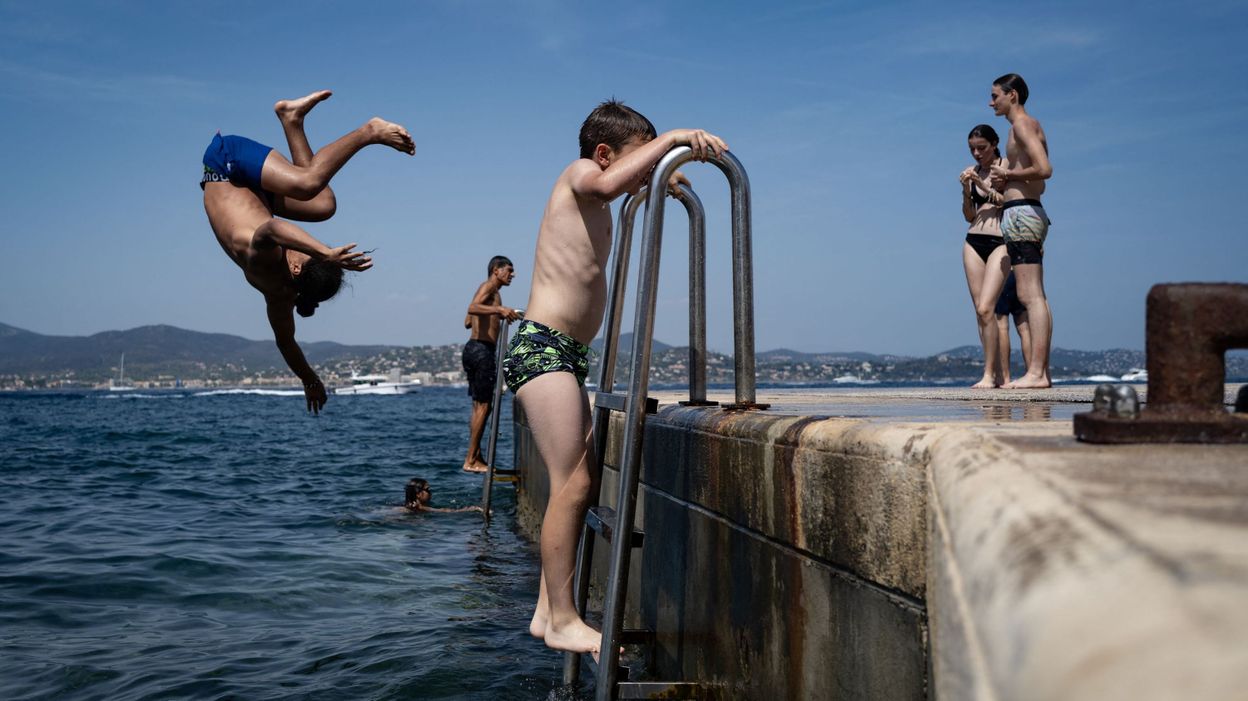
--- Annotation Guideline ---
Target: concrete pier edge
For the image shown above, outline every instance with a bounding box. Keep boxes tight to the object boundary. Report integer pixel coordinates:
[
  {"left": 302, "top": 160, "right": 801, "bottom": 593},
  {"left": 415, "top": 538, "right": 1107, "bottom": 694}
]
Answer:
[{"left": 511, "top": 387, "right": 1248, "bottom": 700}]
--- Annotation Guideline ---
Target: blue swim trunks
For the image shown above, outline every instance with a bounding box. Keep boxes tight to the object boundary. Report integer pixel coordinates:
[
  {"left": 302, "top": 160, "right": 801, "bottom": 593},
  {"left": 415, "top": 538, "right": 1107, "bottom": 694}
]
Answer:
[{"left": 201, "top": 133, "right": 274, "bottom": 190}]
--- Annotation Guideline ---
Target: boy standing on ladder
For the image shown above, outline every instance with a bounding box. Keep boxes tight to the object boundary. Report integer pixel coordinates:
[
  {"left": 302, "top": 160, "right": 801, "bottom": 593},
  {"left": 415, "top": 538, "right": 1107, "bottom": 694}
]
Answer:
[
  {"left": 461, "top": 255, "right": 519, "bottom": 473},
  {"left": 501, "top": 99, "right": 725, "bottom": 658}
]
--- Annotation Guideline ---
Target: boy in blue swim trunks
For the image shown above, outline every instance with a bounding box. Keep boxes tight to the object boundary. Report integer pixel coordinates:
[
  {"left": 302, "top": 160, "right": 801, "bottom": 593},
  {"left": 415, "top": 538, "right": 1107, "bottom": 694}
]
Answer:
[
  {"left": 202, "top": 90, "right": 414, "bottom": 414},
  {"left": 502, "top": 99, "right": 726, "bottom": 659}
]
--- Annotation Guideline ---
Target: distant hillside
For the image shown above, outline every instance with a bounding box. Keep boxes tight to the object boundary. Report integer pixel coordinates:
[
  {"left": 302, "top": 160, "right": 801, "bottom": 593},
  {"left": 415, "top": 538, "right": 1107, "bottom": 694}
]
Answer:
[
  {"left": 937, "top": 345, "right": 1151, "bottom": 374},
  {"left": 590, "top": 333, "right": 671, "bottom": 355},
  {"left": 756, "top": 348, "right": 911, "bottom": 364},
  {"left": 4, "top": 321, "right": 1244, "bottom": 388},
  {"left": 0, "top": 323, "right": 394, "bottom": 381}
]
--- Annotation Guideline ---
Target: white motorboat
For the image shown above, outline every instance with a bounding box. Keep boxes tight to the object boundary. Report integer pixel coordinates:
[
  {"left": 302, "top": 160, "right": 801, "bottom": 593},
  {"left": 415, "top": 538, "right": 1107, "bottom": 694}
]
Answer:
[
  {"left": 831, "top": 374, "right": 880, "bottom": 385},
  {"left": 1120, "top": 368, "right": 1149, "bottom": 382},
  {"left": 332, "top": 371, "right": 422, "bottom": 395}
]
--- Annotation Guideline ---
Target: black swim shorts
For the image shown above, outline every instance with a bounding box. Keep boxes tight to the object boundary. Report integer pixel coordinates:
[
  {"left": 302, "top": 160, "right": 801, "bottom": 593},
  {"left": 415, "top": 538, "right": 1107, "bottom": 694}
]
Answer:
[
  {"left": 462, "top": 339, "right": 497, "bottom": 403},
  {"left": 1006, "top": 240, "right": 1044, "bottom": 266}
]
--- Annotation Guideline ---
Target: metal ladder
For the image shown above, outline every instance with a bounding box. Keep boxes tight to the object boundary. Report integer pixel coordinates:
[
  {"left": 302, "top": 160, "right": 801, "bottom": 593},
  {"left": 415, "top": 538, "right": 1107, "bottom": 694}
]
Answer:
[
  {"left": 480, "top": 311, "right": 523, "bottom": 522},
  {"left": 564, "top": 146, "right": 767, "bottom": 700}
]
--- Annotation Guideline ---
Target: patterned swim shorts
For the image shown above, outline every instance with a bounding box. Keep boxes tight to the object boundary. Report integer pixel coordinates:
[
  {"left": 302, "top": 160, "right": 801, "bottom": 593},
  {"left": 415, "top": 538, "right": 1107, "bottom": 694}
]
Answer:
[
  {"left": 502, "top": 320, "right": 590, "bottom": 393},
  {"left": 1001, "top": 200, "right": 1050, "bottom": 245},
  {"left": 1002, "top": 199, "right": 1051, "bottom": 265}
]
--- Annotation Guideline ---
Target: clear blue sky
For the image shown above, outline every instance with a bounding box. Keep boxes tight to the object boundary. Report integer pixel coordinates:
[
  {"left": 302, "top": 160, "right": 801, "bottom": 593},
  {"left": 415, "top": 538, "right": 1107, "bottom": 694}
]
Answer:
[{"left": 1, "top": 1, "right": 1245, "bottom": 356}]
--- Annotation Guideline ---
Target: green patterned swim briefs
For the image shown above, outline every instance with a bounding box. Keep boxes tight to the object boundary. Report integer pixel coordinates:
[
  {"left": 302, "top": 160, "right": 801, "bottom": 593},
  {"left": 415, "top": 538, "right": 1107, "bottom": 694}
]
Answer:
[{"left": 502, "top": 320, "right": 590, "bottom": 393}]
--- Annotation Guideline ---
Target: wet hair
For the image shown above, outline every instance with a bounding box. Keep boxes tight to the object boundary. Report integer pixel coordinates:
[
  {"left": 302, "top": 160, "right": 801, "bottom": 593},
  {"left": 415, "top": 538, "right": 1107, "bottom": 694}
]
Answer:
[
  {"left": 993, "top": 73, "right": 1029, "bottom": 106},
  {"left": 579, "top": 99, "right": 657, "bottom": 160},
  {"left": 488, "top": 255, "right": 513, "bottom": 276},
  {"left": 405, "top": 478, "right": 430, "bottom": 507},
  {"left": 293, "top": 259, "right": 344, "bottom": 318},
  {"left": 968, "top": 124, "right": 1001, "bottom": 159}
]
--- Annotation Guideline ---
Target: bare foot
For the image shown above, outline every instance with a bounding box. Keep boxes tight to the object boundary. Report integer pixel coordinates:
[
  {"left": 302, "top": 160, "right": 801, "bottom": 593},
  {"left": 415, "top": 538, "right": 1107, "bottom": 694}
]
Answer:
[
  {"left": 1004, "top": 374, "right": 1051, "bottom": 389},
  {"left": 274, "top": 90, "right": 332, "bottom": 124},
  {"left": 970, "top": 375, "right": 998, "bottom": 389},
  {"left": 367, "top": 117, "right": 416, "bottom": 155},
  {"left": 461, "top": 463, "right": 488, "bottom": 474},
  {"left": 544, "top": 618, "right": 602, "bottom": 661},
  {"left": 529, "top": 607, "right": 547, "bottom": 640}
]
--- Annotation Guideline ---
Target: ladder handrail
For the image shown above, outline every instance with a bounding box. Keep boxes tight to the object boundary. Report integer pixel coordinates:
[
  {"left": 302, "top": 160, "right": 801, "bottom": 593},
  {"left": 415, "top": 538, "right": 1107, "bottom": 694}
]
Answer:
[
  {"left": 594, "top": 146, "right": 760, "bottom": 699},
  {"left": 597, "top": 185, "right": 710, "bottom": 401},
  {"left": 563, "top": 185, "right": 693, "bottom": 684},
  {"left": 655, "top": 148, "right": 758, "bottom": 406},
  {"left": 480, "top": 311, "right": 523, "bottom": 520},
  {"left": 673, "top": 183, "right": 709, "bottom": 404}
]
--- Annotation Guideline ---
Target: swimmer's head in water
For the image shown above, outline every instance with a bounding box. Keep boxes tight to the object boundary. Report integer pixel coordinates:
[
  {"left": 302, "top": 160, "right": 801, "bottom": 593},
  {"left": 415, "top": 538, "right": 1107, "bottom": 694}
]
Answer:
[
  {"left": 405, "top": 478, "right": 431, "bottom": 508},
  {"left": 579, "top": 99, "right": 656, "bottom": 161},
  {"left": 293, "top": 259, "right": 344, "bottom": 317},
  {"left": 967, "top": 124, "right": 1001, "bottom": 161}
]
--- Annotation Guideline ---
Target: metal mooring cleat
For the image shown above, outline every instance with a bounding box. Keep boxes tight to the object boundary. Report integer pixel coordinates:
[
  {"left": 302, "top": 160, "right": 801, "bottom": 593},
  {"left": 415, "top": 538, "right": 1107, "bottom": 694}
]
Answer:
[{"left": 1074, "top": 283, "right": 1248, "bottom": 444}]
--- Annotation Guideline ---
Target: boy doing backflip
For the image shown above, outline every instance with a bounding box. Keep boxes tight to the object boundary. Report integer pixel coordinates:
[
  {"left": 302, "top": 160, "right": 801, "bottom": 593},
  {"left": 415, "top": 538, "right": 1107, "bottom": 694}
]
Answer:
[
  {"left": 502, "top": 100, "right": 725, "bottom": 658},
  {"left": 989, "top": 73, "right": 1054, "bottom": 389},
  {"left": 202, "top": 90, "right": 414, "bottom": 413},
  {"left": 462, "top": 255, "right": 519, "bottom": 473}
]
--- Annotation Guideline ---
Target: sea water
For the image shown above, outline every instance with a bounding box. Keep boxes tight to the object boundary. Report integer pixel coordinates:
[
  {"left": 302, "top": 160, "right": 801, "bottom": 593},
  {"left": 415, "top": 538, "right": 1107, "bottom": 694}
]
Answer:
[{"left": 0, "top": 388, "right": 571, "bottom": 700}]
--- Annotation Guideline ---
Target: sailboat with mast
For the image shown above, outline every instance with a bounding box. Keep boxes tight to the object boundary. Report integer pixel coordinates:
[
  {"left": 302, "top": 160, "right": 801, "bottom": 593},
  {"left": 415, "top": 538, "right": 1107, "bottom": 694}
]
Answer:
[{"left": 109, "top": 353, "right": 136, "bottom": 392}]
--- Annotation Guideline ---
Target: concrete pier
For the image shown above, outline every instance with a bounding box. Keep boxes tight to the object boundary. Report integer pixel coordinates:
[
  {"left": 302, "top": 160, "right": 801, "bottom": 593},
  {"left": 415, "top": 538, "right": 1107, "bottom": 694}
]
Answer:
[{"left": 510, "top": 385, "right": 1248, "bottom": 700}]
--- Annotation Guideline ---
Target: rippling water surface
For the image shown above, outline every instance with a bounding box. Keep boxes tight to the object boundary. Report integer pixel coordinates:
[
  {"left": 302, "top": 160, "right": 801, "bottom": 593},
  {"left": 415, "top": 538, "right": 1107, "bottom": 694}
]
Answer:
[{"left": 0, "top": 388, "right": 568, "bottom": 700}]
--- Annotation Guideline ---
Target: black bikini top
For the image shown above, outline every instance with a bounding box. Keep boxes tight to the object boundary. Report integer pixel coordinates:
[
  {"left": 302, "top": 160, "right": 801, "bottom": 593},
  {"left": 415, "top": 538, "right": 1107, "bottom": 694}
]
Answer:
[
  {"left": 969, "top": 181, "right": 989, "bottom": 208},
  {"left": 969, "top": 162, "right": 997, "bottom": 208}
]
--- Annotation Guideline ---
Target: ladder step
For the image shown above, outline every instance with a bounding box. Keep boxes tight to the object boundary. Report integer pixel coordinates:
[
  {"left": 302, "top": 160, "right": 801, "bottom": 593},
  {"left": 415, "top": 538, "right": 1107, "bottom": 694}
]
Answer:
[
  {"left": 585, "top": 653, "right": 630, "bottom": 682},
  {"left": 490, "top": 474, "right": 518, "bottom": 483},
  {"left": 618, "top": 628, "right": 655, "bottom": 646},
  {"left": 594, "top": 391, "right": 659, "bottom": 414},
  {"left": 617, "top": 681, "right": 717, "bottom": 699},
  {"left": 492, "top": 468, "right": 519, "bottom": 476},
  {"left": 586, "top": 506, "right": 644, "bottom": 547}
]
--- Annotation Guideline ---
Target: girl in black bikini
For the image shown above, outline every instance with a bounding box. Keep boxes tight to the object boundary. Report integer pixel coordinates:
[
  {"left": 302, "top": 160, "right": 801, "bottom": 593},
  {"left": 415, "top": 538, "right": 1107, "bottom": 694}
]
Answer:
[{"left": 958, "top": 124, "right": 1013, "bottom": 388}]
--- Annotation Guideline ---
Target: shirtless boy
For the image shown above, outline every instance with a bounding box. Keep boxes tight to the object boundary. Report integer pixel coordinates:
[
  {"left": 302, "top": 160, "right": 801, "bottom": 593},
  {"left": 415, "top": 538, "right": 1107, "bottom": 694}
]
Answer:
[
  {"left": 501, "top": 100, "right": 725, "bottom": 658},
  {"left": 989, "top": 73, "right": 1054, "bottom": 389},
  {"left": 201, "top": 90, "right": 414, "bottom": 414},
  {"left": 462, "top": 256, "right": 519, "bottom": 473}
]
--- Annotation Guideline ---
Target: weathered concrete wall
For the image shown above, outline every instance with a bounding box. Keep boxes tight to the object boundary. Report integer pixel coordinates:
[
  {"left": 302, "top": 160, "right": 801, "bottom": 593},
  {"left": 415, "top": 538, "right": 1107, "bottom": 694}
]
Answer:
[
  {"left": 513, "top": 393, "right": 1248, "bottom": 700},
  {"left": 927, "top": 425, "right": 1248, "bottom": 701},
  {"left": 513, "top": 401, "right": 931, "bottom": 699}
]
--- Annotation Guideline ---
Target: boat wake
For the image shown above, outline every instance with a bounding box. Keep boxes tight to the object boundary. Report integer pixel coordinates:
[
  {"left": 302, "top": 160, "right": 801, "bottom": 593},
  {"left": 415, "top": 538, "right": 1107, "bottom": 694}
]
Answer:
[{"left": 192, "top": 389, "right": 304, "bottom": 397}]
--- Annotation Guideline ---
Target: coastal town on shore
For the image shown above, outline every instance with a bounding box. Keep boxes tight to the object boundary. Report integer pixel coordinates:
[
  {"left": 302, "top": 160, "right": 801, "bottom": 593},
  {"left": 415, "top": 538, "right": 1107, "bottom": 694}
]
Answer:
[{"left": 2, "top": 340, "right": 1225, "bottom": 392}]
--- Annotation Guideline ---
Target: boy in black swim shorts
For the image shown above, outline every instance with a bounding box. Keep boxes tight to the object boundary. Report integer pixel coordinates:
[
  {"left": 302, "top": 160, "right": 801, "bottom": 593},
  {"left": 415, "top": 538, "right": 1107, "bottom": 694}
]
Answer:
[
  {"left": 461, "top": 256, "right": 518, "bottom": 473},
  {"left": 502, "top": 98, "right": 727, "bottom": 660}
]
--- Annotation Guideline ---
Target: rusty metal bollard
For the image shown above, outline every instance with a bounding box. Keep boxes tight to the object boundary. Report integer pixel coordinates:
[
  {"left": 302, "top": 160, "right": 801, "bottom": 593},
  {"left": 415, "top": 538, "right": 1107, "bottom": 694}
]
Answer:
[{"left": 1074, "top": 283, "right": 1248, "bottom": 443}]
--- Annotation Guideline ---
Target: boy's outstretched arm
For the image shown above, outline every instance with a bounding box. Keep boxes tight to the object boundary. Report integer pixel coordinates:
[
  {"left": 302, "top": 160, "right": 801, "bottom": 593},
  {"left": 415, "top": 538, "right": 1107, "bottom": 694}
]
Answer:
[
  {"left": 253, "top": 219, "right": 373, "bottom": 271},
  {"left": 266, "top": 299, "right": 327, "bottom": 414},
  {"left": 570, "top": 129, "right": 728, "bottom": 202},
  {"left": 423, "top": 504, "right": 486, "bottom": 514}
]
